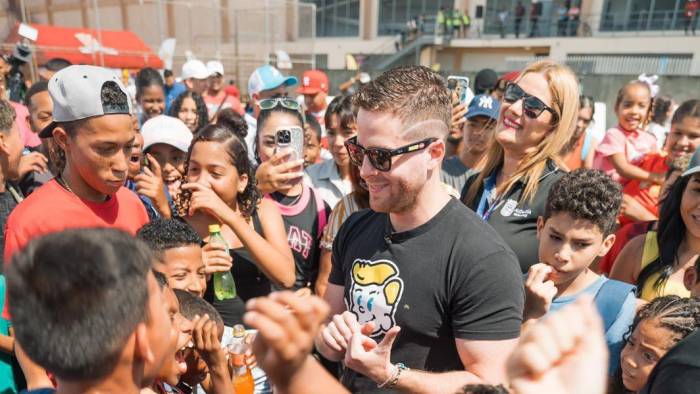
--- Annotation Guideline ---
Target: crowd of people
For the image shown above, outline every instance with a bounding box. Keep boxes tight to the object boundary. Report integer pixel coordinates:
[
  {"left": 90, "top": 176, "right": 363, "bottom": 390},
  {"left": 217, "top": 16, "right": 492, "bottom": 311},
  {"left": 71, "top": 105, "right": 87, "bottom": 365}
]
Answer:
[{"left": 0, "top": 46, "right": 698, "bottom": 394}]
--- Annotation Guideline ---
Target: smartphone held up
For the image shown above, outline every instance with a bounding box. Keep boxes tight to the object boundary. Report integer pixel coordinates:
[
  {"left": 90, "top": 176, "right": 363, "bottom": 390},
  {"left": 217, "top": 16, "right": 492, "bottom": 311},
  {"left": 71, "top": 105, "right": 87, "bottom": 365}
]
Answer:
[{"left": 447, "top": 76, "right": 471, "bottom": 106}]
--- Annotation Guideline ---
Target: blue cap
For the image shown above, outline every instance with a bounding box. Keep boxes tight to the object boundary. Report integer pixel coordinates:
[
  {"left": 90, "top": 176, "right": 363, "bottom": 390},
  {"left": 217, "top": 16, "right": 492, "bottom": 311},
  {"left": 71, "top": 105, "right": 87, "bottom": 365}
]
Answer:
[
  {"left": 466, "top": 94, "right": 500, "bottom": 121},
  {"left": 248, "top": 65, "right": 298, "bottom": 96},
  {"left": 682, "top": 148, "right": 700, "bottom": 177}
]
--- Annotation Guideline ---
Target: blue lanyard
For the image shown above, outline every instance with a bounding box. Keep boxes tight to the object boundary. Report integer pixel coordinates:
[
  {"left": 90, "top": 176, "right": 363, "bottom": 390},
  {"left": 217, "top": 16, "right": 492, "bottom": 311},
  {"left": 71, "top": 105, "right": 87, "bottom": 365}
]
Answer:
[{"left": 476, "top": 173, "right": 498, "bottom": 221}]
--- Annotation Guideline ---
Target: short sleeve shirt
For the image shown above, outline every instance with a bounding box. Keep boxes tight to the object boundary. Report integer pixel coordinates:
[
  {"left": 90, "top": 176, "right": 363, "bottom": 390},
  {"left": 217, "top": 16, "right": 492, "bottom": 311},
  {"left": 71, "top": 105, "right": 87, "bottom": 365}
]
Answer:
[
  {"left": 202, "top": 91, "right": 245, "bottom": 117},
  {"left": 0, "top": 189, "right": 19, "bottom": 269},
  {"left": 3, "top": 180, "right": 149, "bottom": 319},
  {"left": 550, "top": 276, "right": 637, "bottom": 376},
  {"left": 440, "top": 156, "right": 476, "bottom": 196},
  {"left": 593, "top": 125, "right": 658, "bottom": 183},
  {"left": 320, "top": 193, "right": 363, "bottom": 251},
  {"left": 329, "top": 198, "right": 524, "bottom": 393},
  {"left": 304, "top": 159, "right": 352, "bottom": 209}
]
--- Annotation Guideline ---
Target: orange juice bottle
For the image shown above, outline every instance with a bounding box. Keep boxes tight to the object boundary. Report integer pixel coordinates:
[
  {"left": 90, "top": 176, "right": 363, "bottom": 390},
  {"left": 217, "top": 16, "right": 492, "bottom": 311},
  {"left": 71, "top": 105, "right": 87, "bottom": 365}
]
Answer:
[{"left": 229, "top": 324, "right": 254, "bottom": 394}]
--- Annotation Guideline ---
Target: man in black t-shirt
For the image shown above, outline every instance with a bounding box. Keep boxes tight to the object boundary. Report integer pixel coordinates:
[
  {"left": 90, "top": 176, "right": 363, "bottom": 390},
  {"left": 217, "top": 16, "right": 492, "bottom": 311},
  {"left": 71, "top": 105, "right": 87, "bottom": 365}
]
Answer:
[{"left": 315, "top": 66, "right": 524, "bottom": 393}]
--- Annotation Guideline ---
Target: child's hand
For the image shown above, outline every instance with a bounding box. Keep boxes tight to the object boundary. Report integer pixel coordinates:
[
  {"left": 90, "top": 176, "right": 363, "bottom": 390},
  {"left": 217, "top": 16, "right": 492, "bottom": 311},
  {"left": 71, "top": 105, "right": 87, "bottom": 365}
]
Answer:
[
  {"left": 202, "top": 242, "right": 233, "bottom": 275},
  {"left": 524, "top": 263, "right": 557, "bottom": 321},
  {"left": 134, "top": 154, "right": 171, "bottom": 218},
  {"left": 182, "top": 182, "right": 234, "bottom": 221},
  {"left": 254, "top": 151, "right": 305, "bottom": 195},
  {"left": 191, "top": 314, "right": 227, "bottom": 367},
  {"left": 243, "top": 291, "right": 330, "bottom": 387},
  {"left": 621, "top": 194, "right": 657, "bottom": 222},
  {"left": 244, "top": 333, "right": 258, "bottom": 369},
  {"left": 450, "top": 102, "right": 468, "bottom": 138}
]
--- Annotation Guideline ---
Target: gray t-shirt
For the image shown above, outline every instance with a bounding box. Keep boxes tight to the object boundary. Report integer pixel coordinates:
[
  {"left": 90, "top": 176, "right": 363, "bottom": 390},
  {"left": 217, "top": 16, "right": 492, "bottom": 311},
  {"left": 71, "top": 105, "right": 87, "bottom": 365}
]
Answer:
[
  {"left": 0, "top": 186, "right": 21, "bottom": 270},
  {"left": 441, "top": 156, "right": 474, "bottom": 195}
]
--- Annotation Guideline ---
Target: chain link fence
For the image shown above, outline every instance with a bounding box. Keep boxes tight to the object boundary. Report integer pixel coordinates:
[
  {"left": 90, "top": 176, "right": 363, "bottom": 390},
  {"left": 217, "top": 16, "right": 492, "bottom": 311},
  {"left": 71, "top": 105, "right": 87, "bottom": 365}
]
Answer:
[{"left": 1, "top": 0, "right": 316, "bottom": 97}]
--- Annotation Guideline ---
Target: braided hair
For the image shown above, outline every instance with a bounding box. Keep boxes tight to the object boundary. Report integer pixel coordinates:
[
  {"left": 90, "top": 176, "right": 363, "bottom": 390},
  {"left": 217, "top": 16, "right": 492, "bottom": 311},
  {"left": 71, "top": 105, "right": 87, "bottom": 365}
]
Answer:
[
  {"left": 628, "top": 295, "right": 700, "bottom": 343},
  {"left": 610, "top": 296, "right": 700, "bottom": 393},
  {"left": 175, "top": 124, "right": 261, "bottom": 221}
]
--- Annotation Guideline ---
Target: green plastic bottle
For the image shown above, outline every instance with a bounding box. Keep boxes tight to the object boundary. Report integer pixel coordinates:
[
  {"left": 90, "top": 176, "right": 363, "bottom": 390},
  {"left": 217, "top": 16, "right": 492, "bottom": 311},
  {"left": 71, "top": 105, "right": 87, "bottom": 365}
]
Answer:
[{"left": 208, "top": 224, "right": 236, "bottom": 300}]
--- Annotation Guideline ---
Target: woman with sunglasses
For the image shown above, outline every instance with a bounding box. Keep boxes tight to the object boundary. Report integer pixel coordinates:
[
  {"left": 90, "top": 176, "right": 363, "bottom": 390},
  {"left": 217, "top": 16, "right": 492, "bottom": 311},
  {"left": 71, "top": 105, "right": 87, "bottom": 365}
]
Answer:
[
  {"left": 462, "top": 59, "right": 579, "bottom": 273},
  {"left": 254, "top": 98, "right": 331, "bottom": 294},
  {"left": 305, "top": 95, "right": 357, "bottom": 209}
]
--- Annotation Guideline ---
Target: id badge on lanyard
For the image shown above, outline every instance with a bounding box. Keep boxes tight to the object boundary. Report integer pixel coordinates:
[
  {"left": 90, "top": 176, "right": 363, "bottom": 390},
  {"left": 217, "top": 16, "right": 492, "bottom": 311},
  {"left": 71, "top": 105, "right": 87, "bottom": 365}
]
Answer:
[{"left": 476, "top": 174, "right": 502, "bottom": 221}]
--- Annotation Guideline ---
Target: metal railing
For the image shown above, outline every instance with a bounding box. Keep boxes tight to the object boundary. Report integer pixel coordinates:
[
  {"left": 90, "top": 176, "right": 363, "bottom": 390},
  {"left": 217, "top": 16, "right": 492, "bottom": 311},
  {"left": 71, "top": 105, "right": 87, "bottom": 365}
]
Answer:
[
  {"left": 480, "top": 11, "right": 699, "bottom": 38},
  {"left": 505, "top": 54, "right": 693, "bottom": 76}
]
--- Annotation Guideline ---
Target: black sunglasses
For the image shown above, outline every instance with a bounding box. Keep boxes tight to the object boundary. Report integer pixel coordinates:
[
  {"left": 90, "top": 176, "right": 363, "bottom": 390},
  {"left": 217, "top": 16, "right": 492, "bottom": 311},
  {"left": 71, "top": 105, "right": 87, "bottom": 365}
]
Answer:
[
  {"left": 503, "top": 82, "right": 558, "bottom": 121},
  {"left": 344, "top": 136, "right": 437, "bottom": 172}
]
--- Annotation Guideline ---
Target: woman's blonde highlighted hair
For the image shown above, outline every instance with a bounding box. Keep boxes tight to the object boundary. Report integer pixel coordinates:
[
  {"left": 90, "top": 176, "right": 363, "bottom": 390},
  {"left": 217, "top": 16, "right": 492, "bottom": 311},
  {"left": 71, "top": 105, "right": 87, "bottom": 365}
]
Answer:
[{"left": 464, "top": 59, "right": 579, "bottom": 205}]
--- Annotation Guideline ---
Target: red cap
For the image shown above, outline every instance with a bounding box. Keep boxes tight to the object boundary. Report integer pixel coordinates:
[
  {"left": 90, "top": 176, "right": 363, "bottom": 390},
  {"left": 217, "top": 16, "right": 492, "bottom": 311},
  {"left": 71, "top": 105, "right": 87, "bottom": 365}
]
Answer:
[
  {"left": 297, "top": 69, "right": 329, "bottom": 95},
  {"left": 500, "top": 70, "right": 520, "bottom": 82}
]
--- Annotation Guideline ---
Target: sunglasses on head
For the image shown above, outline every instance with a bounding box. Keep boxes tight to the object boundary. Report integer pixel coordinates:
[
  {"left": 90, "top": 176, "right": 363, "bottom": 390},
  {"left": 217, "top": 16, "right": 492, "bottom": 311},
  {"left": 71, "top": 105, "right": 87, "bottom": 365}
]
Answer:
[
  {"left": 258, "top": 98, "right": 300, "bottom": 112},
  {"left": 503, "top": 82, "right": 558, "bottom": 121},
  {"left": 344, "top": 136, "right": 437, "bottom": 172}
]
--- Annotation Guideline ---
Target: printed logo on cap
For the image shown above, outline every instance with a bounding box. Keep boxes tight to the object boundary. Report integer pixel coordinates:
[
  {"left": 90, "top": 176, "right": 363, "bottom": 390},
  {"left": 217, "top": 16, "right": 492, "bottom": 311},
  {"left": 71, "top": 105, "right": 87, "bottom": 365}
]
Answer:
[
  {"left": 479, "top": 96, "right": 494, "bottom": 109},
  {"left": 303, "top": 76, "right": 311, "bottom": 86}
]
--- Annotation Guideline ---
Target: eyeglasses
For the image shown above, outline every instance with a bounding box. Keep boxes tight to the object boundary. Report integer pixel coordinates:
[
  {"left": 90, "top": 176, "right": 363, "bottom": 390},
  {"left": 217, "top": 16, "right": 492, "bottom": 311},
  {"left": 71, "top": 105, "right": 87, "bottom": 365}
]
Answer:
[
  {"left": 503, "top": 82, "right": 558, "bottom": 121},
  {"left": 344, "top": 136, "right": 437, "bottom": 172},
  {"left": 258, "top": 98, "right": 300, "bottom": 112}
]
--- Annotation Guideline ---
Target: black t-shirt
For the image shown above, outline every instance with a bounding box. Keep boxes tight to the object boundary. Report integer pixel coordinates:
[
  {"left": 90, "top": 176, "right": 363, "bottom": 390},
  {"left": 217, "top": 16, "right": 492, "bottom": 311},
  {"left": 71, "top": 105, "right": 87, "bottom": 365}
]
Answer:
[
  {"left": 204, "top": 211, "right": 268, "bottom": 327},
  {"left": 270, "top": 185, "right": 331, "bottom": 290},
  {"left": 641, "top": 330, "right": 700, "bottom": 394},
  {"left": 329, "top": 198, "right": 524, "bottom": 393},
  {"left": 461, "top": 160, "right": 563, "bottom": 273}
]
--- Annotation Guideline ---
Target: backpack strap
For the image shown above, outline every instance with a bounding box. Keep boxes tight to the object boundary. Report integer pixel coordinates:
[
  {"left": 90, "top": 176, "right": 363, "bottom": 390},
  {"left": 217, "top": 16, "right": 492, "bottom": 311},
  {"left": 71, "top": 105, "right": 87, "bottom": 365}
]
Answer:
[
  {"left": 594, "top": 279, "right": 636, "bottom": 333},
  {"left": 309, "top": 186, "right": 327, "bottom": 238}
]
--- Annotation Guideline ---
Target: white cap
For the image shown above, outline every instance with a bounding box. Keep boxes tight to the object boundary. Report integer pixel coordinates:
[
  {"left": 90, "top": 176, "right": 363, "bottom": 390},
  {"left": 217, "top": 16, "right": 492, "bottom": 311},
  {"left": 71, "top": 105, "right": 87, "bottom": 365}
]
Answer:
[
  {"left": 207, "top": 60, "right": 224, "bottom": 77},
  {"left": 359, "top": 72, "right": 371, "bottom": 84},
  {"left": 247, "top": 65, "right": 297, "bottom": 96},
  {"left": 181, "top": 59, "right": 209, "bottom": 80},
  {"left": 40, "top": 65, "right": 132, "bottom": 138},
  {"left": 141, "top": 115, "right": 193, "bottom": 153}
]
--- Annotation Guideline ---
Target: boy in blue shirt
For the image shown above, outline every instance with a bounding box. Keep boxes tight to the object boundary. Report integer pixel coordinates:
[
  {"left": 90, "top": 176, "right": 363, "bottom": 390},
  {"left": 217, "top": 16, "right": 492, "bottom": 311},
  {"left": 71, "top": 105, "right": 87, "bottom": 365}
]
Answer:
[{"left": 524, "top": 169, "right": 637, "bottom": 376}]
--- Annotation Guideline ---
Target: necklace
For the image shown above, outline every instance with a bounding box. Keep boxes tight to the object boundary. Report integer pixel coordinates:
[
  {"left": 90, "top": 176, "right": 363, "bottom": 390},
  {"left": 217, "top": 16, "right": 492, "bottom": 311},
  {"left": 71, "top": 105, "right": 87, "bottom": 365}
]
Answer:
[
  {"left": 283, "top": 185, "right": 305, "bottom": 206},
  {"left": 56, "top": 174, "right": 74, "bottom": 194},
  {"left": 55, "top": 174, "right": 111, "bottom": 202}
]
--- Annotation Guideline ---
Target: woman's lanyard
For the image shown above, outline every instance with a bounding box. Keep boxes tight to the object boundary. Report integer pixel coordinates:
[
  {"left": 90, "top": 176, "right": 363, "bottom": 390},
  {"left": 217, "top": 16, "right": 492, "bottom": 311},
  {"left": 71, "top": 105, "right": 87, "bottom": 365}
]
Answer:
[{"left": 476, "top": 173, "right": 502, "bottom": 221}]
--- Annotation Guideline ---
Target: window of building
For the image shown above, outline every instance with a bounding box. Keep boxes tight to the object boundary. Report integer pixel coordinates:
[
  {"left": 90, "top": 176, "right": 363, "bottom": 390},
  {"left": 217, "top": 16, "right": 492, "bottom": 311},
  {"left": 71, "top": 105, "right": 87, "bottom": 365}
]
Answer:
[
  {"left": 310, "top": 0, "right": 360, "bottom": 37},
  {"left": 601, "top": 0, "right": 688, "bottom": 31},
  {"left": 483, "top": 0, "right": 561, "bottom": 37},
  {"left": 378, "top": 0, "right": 455, "bottom": 35}
]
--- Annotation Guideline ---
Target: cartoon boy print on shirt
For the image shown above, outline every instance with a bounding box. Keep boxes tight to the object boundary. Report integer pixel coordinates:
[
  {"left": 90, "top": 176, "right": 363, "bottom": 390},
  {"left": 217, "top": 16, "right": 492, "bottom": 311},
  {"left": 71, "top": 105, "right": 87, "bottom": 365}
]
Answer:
[{"left": 347, "top": 259, "right": 404, "bottom": 337}]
